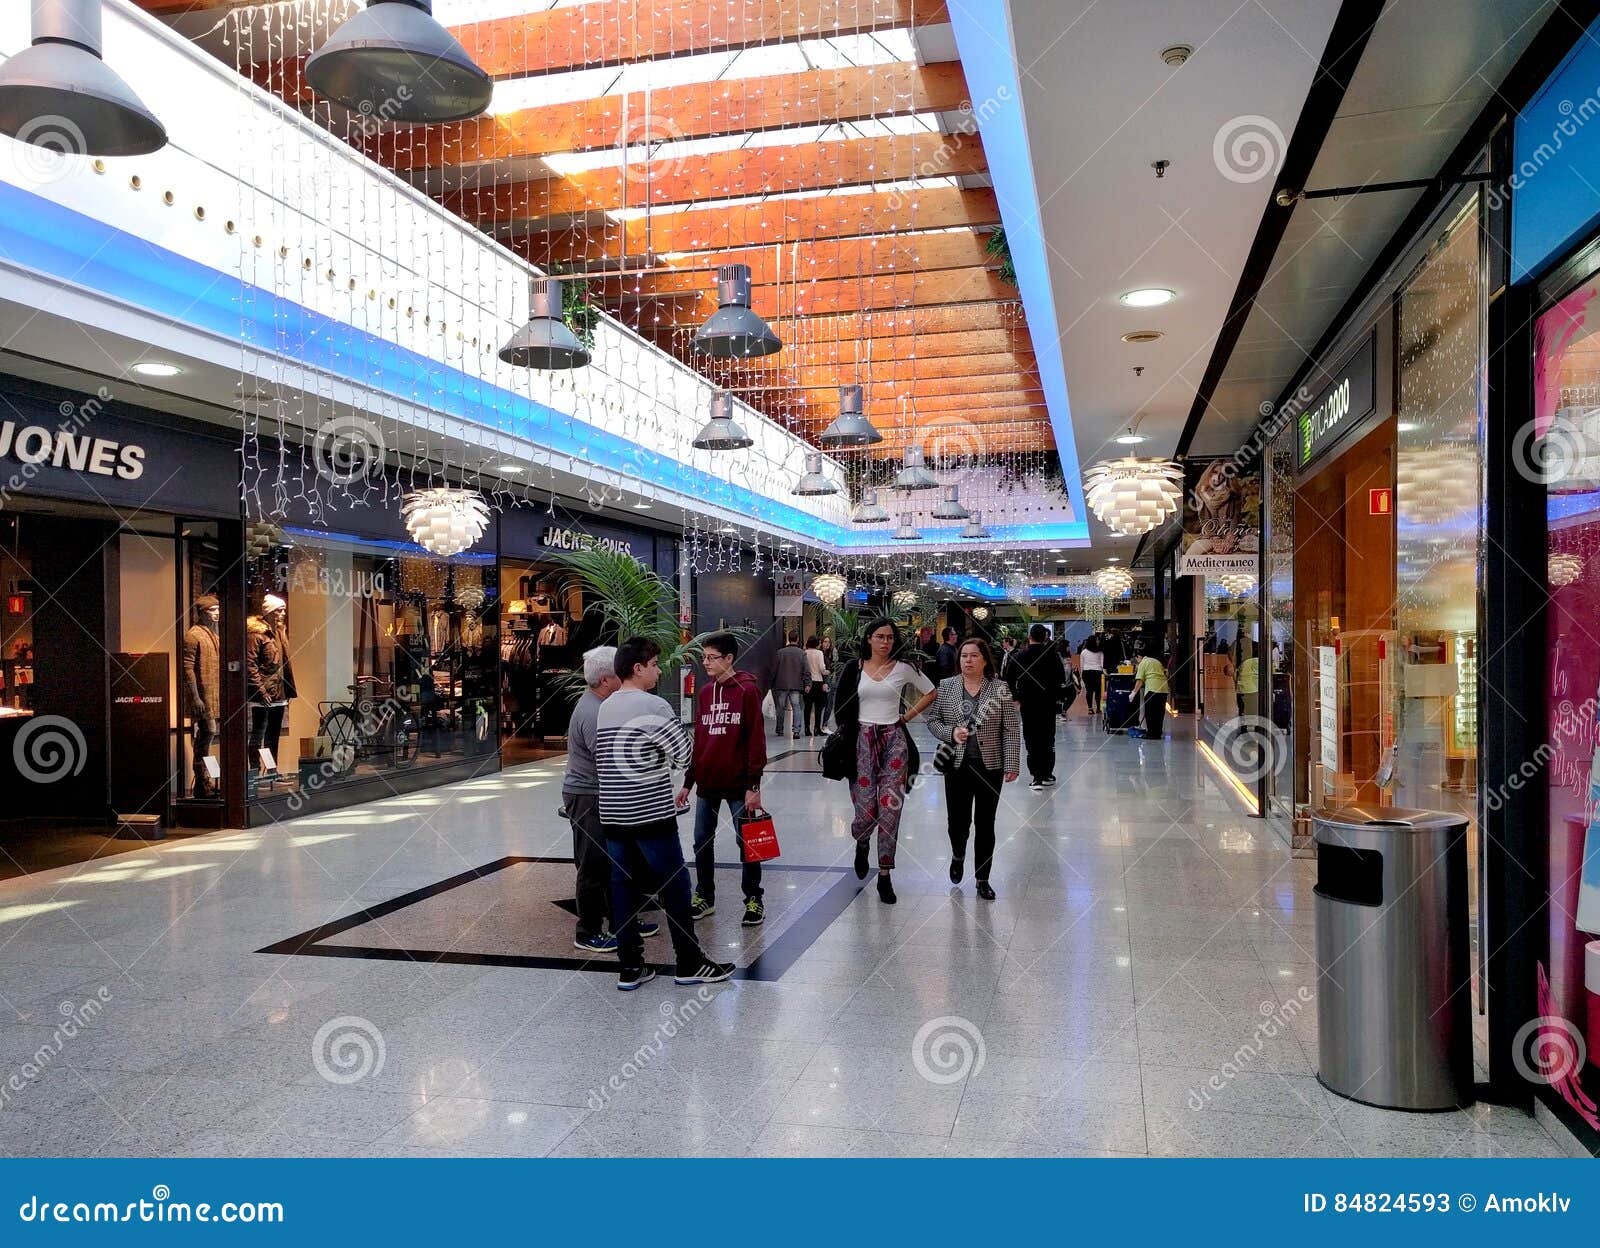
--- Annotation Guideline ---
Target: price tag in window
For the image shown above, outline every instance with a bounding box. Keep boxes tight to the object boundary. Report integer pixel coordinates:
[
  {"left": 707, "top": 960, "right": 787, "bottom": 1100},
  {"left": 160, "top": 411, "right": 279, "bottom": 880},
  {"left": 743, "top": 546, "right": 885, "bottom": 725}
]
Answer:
[
  {"left": 202, "top": 756, "right": 221, "bottom": 780},
  {"left": 257, "top": 748, "right": 276, "bottom": 772}
]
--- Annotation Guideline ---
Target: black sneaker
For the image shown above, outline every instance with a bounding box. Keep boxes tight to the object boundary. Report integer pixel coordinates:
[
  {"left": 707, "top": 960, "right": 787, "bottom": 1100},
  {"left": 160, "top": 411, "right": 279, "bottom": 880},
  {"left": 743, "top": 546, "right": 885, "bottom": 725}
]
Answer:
[
  {"left": 1028, "top": 779, "right": 1044, "bottom": 790},
  {"left": 617, "top": 966, "right": 657, "bottom": 991},
  {"left": 689, "top": 893, "right": 715, "bottom": 921},
  {"left": 742, "top": 897, "right": 765, "bottom": 927},
  {"left": 675, "top": 960, "right": 735, "bottom": 985},
  {"left": 853, "top": 840, "right": 870, "bottom": 880},
  {"left": 1040, "top": 776, "right": 1057, "bottom": 787}
]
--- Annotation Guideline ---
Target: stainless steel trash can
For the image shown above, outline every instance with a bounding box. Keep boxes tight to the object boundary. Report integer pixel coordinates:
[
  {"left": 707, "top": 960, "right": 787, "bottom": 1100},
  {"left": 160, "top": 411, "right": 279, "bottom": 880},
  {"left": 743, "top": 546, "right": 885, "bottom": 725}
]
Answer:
[{"left": 1313, "top": 805, "right": 1472, "bottom": 1111}]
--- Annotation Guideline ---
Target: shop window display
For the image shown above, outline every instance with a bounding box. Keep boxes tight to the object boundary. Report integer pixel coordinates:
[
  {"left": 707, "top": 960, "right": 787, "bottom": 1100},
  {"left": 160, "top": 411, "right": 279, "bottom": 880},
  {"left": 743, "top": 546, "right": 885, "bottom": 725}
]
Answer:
[
  {"left": 245, "top": 534, "right": 498, "bottom": 803},
  {"left": 500, "top": 560, "right": 593, "bottom": 764}
]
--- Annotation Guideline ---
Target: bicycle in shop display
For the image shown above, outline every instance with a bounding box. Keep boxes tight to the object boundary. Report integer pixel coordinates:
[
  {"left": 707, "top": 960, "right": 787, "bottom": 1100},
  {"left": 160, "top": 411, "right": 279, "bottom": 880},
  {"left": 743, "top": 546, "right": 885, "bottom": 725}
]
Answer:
[{"left": 316, "top": 676, "right": 419, "bottom": 776}]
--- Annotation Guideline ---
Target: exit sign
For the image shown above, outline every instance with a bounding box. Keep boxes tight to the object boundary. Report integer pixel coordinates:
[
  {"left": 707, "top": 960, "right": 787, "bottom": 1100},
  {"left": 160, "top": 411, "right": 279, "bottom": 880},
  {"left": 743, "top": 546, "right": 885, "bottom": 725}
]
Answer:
[{"left": 1370, "top": 488, "right": 1392, "bottom": 515}]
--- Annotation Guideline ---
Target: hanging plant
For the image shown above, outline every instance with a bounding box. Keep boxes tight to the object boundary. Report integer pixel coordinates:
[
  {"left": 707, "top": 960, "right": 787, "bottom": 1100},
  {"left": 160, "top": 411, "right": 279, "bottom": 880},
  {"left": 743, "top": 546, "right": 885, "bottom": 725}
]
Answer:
[
  {"left": 986, "top": 227, "right": 1017, "bottom": 287},
  {"left": 562, "top": 279, "right": 599, "bottom": 350}
]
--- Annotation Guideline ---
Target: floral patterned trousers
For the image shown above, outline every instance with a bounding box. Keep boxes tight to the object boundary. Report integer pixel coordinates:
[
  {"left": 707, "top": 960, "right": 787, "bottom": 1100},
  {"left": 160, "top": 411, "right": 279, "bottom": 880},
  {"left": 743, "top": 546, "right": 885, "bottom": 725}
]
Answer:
[{"left": 851, "top": 723, "right": 909, "bottom": 870}]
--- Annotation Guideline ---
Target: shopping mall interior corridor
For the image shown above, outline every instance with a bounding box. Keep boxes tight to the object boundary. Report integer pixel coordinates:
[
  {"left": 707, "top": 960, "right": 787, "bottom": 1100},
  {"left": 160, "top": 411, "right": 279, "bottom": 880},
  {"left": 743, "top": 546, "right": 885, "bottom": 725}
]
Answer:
[{"left": 0, "top": 718, "right": 1565, "bottom": 1158}]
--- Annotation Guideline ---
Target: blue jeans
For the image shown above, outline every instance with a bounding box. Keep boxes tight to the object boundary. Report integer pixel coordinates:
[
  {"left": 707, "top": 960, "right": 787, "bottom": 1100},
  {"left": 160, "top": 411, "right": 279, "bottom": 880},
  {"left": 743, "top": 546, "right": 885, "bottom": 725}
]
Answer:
[
  {"left": 773, "top": 688, "right": 801, "bottom": 735},
  {"left": 693, "top": 796, "right": 763, "bottom": 903},
  {"left": 605, "top": 820, "right": 706, "bottom": 970}
]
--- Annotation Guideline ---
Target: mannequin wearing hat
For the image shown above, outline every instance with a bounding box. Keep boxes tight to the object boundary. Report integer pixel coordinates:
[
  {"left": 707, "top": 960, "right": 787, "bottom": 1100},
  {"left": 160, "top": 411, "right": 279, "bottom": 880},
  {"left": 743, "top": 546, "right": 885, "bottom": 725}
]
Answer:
[
  {"left": 246, "top": 593, "right": 297, "bottom": 776},
  {"left": 183, "top": 594, "right": 222, "bottom": 797}
]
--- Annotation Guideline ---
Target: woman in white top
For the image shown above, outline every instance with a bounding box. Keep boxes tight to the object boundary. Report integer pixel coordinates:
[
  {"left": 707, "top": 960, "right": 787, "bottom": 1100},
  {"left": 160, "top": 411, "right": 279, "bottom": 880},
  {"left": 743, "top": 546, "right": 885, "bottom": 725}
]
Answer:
[
  {"left": 833, "top": 618, "right": 936, "bottom": 904},
  {"left": 1078, "top": 634, "right": 1105, "bottom": 715}
]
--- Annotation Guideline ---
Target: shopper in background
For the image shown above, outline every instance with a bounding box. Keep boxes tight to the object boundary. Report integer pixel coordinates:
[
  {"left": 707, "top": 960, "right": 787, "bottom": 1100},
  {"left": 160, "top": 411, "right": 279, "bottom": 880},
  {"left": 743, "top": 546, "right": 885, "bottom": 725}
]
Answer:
[
  {"left": 1078, "top": 633, "right": 1105, "bottom": 716},
  {"left": 802, "top": 635, "right": 829, "bottom": 736},
  {"left": 679, "top": 632, "right": 767, "bottom": 928},
  {"left": 770, "top": 634, "right": 807, "bottom": 739},
  {"left": 565, "top": 645, "right": 657, "bottom": 953},
  {"left": 935, "top": 626, "right": 961, "bottom": 682},
  {"left": 916, "top": 625, "right": 941, "bottom": 683},
  {"left": 1131, "top": 639, "right": 1171, "bottom": 740},
  {"left": 831, "top": 618, "right": 936, "bottom": 905},
  {"left": 1006, "top": 623, "right": 1065, "bottom": 790},
  {"left": 1000, "top": 636, "right": 1017, "bottom": 667},
  {"left": 597, "top": 637, "right": 733, "bottom": 991},
  {"left": 818, "top": 635, "right": 838, "bottom": 730},
  {"left": 927, "top": 638, "right": 1019, "bottom": 900}
]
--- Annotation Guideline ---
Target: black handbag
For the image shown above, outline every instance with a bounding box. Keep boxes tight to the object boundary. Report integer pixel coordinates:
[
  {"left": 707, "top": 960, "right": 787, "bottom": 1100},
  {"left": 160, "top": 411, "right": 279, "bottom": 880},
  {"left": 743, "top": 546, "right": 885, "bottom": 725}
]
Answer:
[{"left": 819, "top": 724, "right": 857, "bottom": 781}]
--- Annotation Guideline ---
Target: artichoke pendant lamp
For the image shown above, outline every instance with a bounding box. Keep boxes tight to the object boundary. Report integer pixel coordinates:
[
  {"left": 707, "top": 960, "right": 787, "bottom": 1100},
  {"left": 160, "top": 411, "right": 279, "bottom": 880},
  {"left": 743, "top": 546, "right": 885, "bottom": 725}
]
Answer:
[
  {"left": 0, "top": 0, "right": 167, "bottom": 157},
  {"left": 959, "top": 511, "right": 991, "bottom": 540},
  {"left": 499, "top": 277, "right": 590, "bottom": 369},
  {"left": 692, "top": 264, "right": 781, "bottom": 359},
  {"left": 817, "top": 385, "right": 882, "bottom": 448},
  {"left": 892, "top": 513, "right": 921, "bottom": 541},
  {"left": 691, "top": 392, "right": 754, "bottom": 451},
  {"left": 851, "top": 487, "right": 890, "bottom": 524},
  {"left": 893, "top": 444, "right": 938, "bottom": 490},
  {"left": 931, "top": 485, "right": 970, "bottom": 520},
  {"left": 306, "top": 0, "right": 493, "bottom": 125},
  {"left": 792, "top": 453, "right": 839, "bottom": 497}
]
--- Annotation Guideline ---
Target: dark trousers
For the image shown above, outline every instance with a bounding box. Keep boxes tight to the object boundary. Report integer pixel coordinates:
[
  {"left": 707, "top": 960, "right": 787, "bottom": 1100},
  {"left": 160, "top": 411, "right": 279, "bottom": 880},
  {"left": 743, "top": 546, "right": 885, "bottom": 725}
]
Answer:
[
  {"left": 1143, "top": 692, "right": 1168, "bottom": 738},
  {"left": 605, "top": 820, "right": 706, "bottom": 970},
  {"left": 1019, "top": 701, "right": 1057, "bottom": 781},
  {"left": 945, "top": 756, "right": 1003, "bottom": 881},
  {"left": 190, "top": 716, "right": 216, "bottom": 796},
  {"left": 693, "top": 796, "right": 762, "bottom": 903},
  {"left": 1082, "top": 670, "right": 1103, "bottom": 712},
  {"left": 248, "top": 703, "right": 285, "bottom": 771},
  {"left": 565, "top": 792, "right": 610, "bottom": 940},
  {"left": 804, "top": 681, "right": 828, "bottom": 734}
]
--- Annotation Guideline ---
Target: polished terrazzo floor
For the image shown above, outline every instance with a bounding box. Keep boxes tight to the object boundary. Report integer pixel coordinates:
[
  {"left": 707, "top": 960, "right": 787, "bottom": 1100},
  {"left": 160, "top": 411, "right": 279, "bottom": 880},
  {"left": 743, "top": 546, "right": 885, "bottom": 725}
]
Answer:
[{"left": 0, "top": 716, "right": 1566, "bottom": 1158}]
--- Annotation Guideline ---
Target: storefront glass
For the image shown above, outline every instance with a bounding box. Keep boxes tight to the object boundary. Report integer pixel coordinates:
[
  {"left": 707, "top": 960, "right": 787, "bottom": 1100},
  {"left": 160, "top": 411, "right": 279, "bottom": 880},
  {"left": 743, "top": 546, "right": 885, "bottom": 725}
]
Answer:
[
  {"left": 500, "top": 557, "right": 588, "bottom": 764},
  {"left": 244, "top": 530, "right": 499, "bottom": 805},
  {"left": 1264, "top": 424, "right": 1296, "bottom": 817}
]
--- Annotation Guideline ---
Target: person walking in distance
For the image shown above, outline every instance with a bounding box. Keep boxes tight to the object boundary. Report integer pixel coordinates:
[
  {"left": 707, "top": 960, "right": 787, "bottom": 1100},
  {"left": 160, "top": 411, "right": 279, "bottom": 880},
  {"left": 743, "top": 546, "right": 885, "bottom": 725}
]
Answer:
[
  {"left": 832, "top": 619, "right": 936, "bottom": 904},
  {"left": 597, "top": 637, "right": 733, "bottom": 991},
  {"left": 679, "top": 633, "right": 767, "bottom": 928},
  {"left": 818, "top": 635, "right": 837, "bottom": 729},
  {"left": 770, "top": 633, "right": 807, "bottom": 740},
  {"left": 1078, "top": 633, "right": 1105, "bottom": 717},
  {"left": 935, "top": 626, "right": 961, "bottom": 682},
  {"left": 563, "top": 646, "right": 660, "bottom": 953},
  {"left": 927, "top": 638, "right": 1019, "bottom": 900},
  {"left": 1006, "top": 623, "right": 1066, "bottom": 790},
  {"left": 1131, "top": 640, "right": 1171, "bottom": 740},
  {"left": 802, "top": 635, "right": 829, "bottom": 737}
]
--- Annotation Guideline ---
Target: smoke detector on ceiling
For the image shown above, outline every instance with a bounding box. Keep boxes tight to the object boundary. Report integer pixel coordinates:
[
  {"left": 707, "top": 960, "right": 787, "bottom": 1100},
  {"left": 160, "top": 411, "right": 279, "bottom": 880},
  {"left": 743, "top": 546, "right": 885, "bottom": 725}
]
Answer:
[{"left": 1160, "top": 44, "right": 1193, "bottom": 67}]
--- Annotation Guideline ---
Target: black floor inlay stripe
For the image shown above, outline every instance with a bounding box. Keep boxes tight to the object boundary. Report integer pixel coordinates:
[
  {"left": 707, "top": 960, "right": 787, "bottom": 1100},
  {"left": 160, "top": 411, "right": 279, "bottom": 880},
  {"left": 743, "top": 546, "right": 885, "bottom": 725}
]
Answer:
[{"left": 258, "top": 855, "right": 863, "bottom": 982}]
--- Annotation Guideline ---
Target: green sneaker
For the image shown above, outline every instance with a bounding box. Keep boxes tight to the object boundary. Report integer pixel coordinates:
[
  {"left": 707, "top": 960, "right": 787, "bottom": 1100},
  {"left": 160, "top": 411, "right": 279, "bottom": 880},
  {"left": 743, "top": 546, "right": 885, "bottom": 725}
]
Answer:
[
  {"left": 742, "top": 897, "right": 765, "bottom": 927},
  {"left": 689, "top": 893, "right": 715, "bottom": 921}
]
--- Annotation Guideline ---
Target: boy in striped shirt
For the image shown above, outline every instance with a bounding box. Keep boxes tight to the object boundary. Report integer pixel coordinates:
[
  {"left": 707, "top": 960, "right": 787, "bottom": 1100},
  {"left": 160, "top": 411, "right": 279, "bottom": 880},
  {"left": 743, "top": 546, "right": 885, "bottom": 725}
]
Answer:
[{"left": 597, "top": 637, "right": 735, "bottom": 992}]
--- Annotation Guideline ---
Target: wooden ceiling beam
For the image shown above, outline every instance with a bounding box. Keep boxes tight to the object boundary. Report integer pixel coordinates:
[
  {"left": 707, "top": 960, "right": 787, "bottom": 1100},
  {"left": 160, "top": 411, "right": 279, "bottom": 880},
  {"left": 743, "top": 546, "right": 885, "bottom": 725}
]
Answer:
[
  {"left": 445, "top": 131, "right": 984, "bottom": 222},
  {"left": 681, "top": 327, "right": 1027, "bottom": 366},
  {"left": 721, "top": 375, "right": 1044, "bottom": 402},
  {"left": 600, "top": 266, "right": 1012, "bottom": 318},
  {"left": 375, "top": 61, "right": 971, "bottom": 169},
  {"left": 707, "top": 352, "right": 1040, "bottom": 386},
  {"left": 644, "top": 303, "right": 1024, "bottom": 344}
]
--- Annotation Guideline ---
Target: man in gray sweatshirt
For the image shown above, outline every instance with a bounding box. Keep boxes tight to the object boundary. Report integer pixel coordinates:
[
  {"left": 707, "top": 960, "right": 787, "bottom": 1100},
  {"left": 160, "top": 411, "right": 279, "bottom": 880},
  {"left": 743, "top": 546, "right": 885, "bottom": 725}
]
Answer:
[{"left": 770, "top": 634, "right": 808, "bottom": 739}]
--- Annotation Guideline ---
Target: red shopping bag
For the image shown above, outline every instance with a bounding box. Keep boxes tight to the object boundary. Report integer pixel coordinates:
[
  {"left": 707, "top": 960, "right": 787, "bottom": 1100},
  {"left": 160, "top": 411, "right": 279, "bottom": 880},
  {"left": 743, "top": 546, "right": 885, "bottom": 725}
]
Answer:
[{"left": 738, "top": 809, "right": 781, "bottom": 863}]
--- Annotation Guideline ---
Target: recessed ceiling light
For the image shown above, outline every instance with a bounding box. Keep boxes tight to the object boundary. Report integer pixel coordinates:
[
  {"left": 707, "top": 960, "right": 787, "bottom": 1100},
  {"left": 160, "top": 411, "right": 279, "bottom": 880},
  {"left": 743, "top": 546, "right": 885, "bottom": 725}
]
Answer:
[
  {"left": 1121, "top": 330, "right": 1164, "bottom": 344},
  {"left": 717, "top": 525, "right": 736, "bottom": 534},
  {"left": 492, "top": 463, "right": 525, "bottom": 474},
  {"left": 1119, "top": 288, "right": 1175, "bottom": 308},
  {"left": 631, "top": 501, "right": 652, "bottom": 510},
  {"left": 1115, "top": 431, "right": 1147, "bottom": 445},
  {"left": 1108, "top": 556, "right": 1120, "bottom": 562},
  {"left": 131, "top": 361, "right": 182, "bottom": 377}
]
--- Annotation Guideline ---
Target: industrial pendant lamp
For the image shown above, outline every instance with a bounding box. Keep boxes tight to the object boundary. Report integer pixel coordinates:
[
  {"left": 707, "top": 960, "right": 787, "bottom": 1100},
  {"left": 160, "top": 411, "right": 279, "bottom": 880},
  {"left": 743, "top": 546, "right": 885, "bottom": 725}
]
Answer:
[
  {"left": 499, "top": 277, "right": 590, "bottom": 369},
  {"left": 691, "top": 392, "right": 754, "bottom": 451},
  {"left": 851, "top": 487, "right": 890, "bottom": 524},
  {"left": 692, "top": 265, "right": 781, "bottom": 359},
  {"left": 893, "top": 444, "right": 938, "bottom": 490},
  {"left": 817, "top": 385, "right": 882, "bottom": 447},
  {"left": 931, "top": 485, "right": 970, "bottom": 520},
  {"left": 792, "top": 453, "right": 839, "bottom": 497},
  {"left": 959, "top": 511, "right": 991, "bottom": 540},
  {"left": 0, "top": 0, "right": 166, "bottom": 157},
  {"left": 306, "top": 0, "right": 493, "bottom": 125},
  {"left": 892, "top": 513, "right": 921, "bottom": 541}
]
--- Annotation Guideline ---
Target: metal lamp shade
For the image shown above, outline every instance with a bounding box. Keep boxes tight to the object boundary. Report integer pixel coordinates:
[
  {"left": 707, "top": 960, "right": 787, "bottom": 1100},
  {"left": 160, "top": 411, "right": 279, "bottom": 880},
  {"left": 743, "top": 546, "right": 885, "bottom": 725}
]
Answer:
[
  {"left": 306, "top": 0, "right": 493, "bottom": 125},
  {"left": 959, "top": 511, "right": 991, "bottom": 539},
  {"left": 499, "top": 277, "right": 589, "bottom": 369},
  {"left": 692, "top": 265, "right": 780, "bottom": 358},
  {"left": 692, "top": 393, "right": 754, "bottom": 451},
  {"left": 851, "top": 487, "right": 890, "bottom": 524},
  {"left": 817, "top": 385, "right": 882, "bottom": 447},
  {"left": 893, "top": 444, "right": 938, "bottom": 490},
  {"left": 931, "top": 485, "right": 969, "bottom": 520},
  {"left": 892, "top": 514, "right": 921, "bottom": 541},
  {"left": 792, "top": 453, "right": 838, "bottom": 497},
  {"left": 0, "top": 0, "right": 166, "bottom": 156}
]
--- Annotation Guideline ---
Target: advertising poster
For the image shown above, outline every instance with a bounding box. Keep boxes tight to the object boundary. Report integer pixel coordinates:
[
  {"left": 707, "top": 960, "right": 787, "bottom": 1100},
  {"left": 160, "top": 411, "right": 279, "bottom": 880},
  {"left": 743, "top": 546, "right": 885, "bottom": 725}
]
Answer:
[
  {"left": 1177, "top": 459, "right": 1260, "bottom": 578},
  {"left": 774, "top": 570, "right": 805, "bottom": 618}
]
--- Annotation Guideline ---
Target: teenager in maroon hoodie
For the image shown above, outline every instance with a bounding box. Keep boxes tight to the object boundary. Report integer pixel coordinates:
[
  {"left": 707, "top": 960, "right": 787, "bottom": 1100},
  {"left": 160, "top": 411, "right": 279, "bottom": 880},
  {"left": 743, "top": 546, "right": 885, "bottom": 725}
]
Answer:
[{"left": 676, "top": 632, "right": 767, "bottom": 927}]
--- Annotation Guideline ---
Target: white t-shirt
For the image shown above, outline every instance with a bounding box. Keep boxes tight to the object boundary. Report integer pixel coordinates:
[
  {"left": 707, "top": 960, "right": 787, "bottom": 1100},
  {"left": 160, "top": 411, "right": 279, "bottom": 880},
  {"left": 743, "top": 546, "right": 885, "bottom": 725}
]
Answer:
[
  {"left": 806, "top": 648, "right": 828, "bottom": 681},
  {"left": 856, "top": 660, "right": 934, "bottom": 725},
  {"left": 1079, "top": 649, "right": 1105, "bottom": 672}
]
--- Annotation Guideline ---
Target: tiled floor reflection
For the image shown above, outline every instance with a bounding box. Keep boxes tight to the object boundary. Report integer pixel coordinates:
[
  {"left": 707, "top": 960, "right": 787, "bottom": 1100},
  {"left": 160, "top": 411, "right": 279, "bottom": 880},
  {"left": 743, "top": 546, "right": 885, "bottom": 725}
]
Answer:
[{"left": 0, "top": 725, "right": 1566, "bottom": 1158}]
